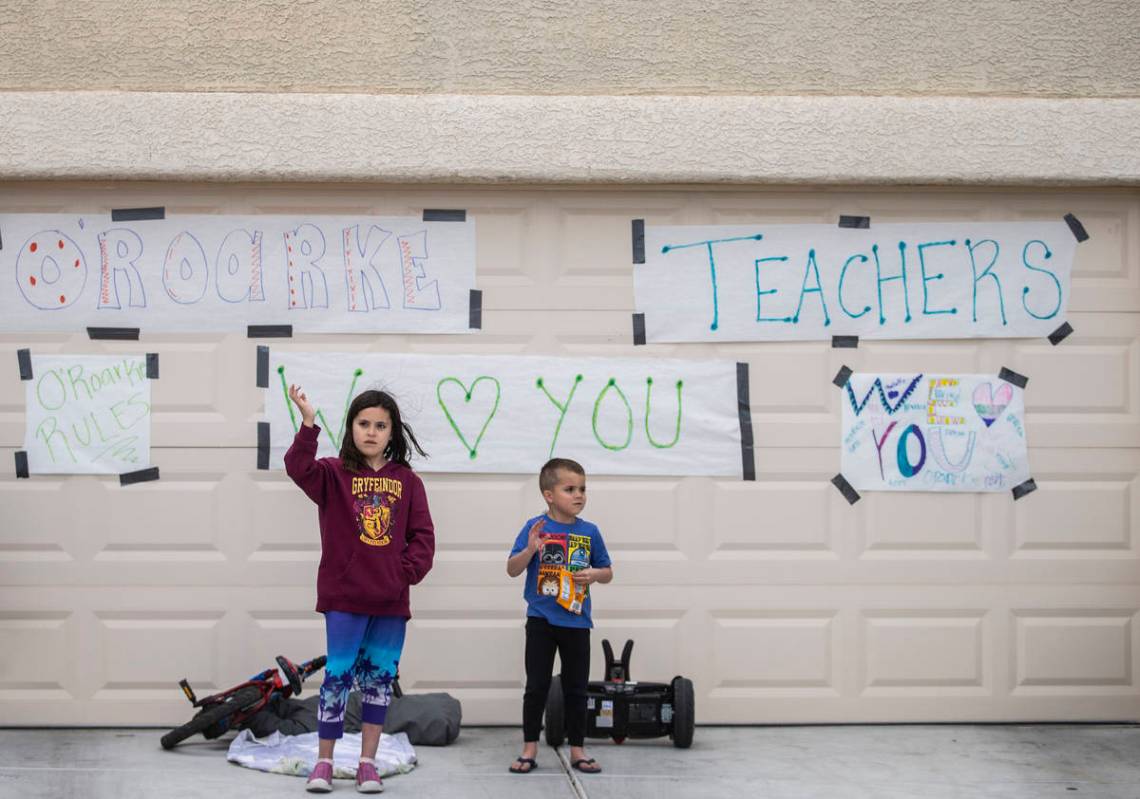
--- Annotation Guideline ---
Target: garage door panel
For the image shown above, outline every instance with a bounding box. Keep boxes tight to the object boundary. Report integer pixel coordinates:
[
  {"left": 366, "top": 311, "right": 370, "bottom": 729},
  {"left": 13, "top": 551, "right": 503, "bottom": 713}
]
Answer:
[
  {"left": 245, "top": 611, "right": 325, "bottom": 675},
  {"left": 862, "top": 493, "right": 985, "bottom": 554},
  {"left": 861, "top": 611, "right": 988, "bottom": 693},
  {"left": 402, "top": 613, "right": 524, "bottom": 690},
  {"left": 0, "top": 476, "right": 94, "bottom": 561},
  {"left": 712, "top": 480, "right": 836, "bottom": 555},
  {"left": 93, "top": 611, "right": 223, "bottom": 694},
  {"left": 710, "top": 612, "right": 839, "bottom": 694},
  {"left": 1013, "top": 476, "right": 1135, "bottom": 556},
  {"left": 1012, "top": 610, "right": 1135, "bottom": 691},
  {"left": 0, "top": 611, "right": 72, "bottom": 698},
  {"left": 590, "top": 612, "right": 683, "bottom": 683}
]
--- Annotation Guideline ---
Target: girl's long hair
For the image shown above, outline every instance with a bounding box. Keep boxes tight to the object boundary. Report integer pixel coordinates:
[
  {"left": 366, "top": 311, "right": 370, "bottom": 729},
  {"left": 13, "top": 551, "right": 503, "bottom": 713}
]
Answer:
[{"left": 339, "top": 390, "right": 427, "bottom": 472}]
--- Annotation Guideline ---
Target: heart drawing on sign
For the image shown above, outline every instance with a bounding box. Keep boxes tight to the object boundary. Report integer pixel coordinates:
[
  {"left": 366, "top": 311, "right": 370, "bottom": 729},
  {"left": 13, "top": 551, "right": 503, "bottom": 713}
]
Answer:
[
  {"left": 436, "top": 376, "right": 502, "bottom": 459},
  {"left": 972, "top": 382, "right": 1013, "bottom": 428}
]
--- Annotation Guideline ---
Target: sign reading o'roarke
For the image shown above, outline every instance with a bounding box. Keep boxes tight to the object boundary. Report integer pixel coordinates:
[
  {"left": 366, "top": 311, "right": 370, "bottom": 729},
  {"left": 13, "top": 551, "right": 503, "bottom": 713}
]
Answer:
[
  {"left": 635, "top": 221, "right": 1075, "bottom": 342},
  {"left": 0, "top": 213, "right": 476, "bottom": 334}
]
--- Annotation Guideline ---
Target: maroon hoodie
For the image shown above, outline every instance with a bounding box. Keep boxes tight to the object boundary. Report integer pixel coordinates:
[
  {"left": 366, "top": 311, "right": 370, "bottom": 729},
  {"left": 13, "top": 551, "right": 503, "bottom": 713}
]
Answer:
[{"left": 284, "top": 424, "right": 435, "bottom": 618}]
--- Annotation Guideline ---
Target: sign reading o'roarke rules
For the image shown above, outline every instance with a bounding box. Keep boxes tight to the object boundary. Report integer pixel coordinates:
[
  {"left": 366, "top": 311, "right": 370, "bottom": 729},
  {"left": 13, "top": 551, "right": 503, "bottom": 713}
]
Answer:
[{"left": 635, "top": 222, "right": 1075, "bottom": 342}]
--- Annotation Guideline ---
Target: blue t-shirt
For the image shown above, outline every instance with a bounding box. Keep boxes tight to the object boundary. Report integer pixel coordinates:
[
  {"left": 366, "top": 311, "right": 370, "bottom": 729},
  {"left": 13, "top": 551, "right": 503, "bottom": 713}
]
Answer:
[{"left": 510, "top": 513, "right": 611, "bottom": 629}]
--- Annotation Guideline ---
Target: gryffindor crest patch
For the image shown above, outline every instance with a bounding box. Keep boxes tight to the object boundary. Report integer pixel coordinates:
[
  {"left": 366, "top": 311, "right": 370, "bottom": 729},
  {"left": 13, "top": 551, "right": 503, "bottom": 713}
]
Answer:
[{"left": 356, "top": 493, "right": 396, "bottom": 547}]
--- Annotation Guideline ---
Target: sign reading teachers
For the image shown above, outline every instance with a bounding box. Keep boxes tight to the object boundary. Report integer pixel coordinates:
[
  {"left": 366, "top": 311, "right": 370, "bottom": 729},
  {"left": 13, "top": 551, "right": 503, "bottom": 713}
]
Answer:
[
  {"left": 635, "top": 221, "right": 1075, "bottom": 342},
  {"left": 265, "top": 352, "right": 748, "bottom": 477},
  {"left": 840, "top": 372, "right": 1029, "bottom": 492},
  {"left": 0, "top": 213, "right": 476, "bottom": 333},
  {"left": 24, "top": 354, "right": 151, "bottom": 474}
]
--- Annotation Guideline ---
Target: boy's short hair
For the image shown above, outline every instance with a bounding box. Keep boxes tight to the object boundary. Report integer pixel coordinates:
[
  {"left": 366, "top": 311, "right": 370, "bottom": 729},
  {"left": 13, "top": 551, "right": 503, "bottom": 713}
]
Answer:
[{"left": 539, "top": 458, "right": 585, "bottom": 491}]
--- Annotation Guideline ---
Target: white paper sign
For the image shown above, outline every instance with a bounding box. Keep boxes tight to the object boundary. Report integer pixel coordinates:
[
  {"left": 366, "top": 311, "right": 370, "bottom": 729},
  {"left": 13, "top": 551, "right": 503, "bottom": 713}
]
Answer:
[
  {"left": 0, "top": 213, "right": 476, "bottom": 333},
  {"left": 265, "top": 352, "right": 748, "bottom": 477},
  {"left": 24, "top": 354, "right": 152, "bottom": 474},
  {"left": 840, "top": 372, "right": 1029, "bottom": 492},
  {"left": 636, "top": 221, "right": 1075, "bottom": 342}
]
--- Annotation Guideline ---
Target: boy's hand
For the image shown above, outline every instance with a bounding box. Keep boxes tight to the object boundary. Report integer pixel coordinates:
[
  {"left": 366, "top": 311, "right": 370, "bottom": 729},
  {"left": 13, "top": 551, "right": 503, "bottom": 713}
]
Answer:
[
  {"left": 288, "top": 384, "right": 317, "bottom": 427},
  {"left": 526, "top": 520, "right": 546, "bottom": 554},
  {"left": 571, "top": 568, "right": 596, "bottom": 585}
]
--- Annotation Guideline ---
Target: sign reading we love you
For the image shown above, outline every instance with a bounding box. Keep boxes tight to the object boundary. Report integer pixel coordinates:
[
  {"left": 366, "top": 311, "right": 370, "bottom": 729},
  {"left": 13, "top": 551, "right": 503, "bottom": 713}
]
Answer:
[
  {"left": 0, "top": 213, "right": 476, "bottom": 333},
  {"left": 841, "top": 372, "right": 1029, "bottom": 492},
  {"left": 265, "top": 352, "right": 748, "bottom": 477},
  {"left": 635, "top": 221, "right": 1075, "bottom": 342}
]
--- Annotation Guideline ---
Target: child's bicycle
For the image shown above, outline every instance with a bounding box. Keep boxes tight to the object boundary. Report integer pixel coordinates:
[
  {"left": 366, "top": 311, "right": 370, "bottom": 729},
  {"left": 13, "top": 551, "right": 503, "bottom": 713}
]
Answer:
[{"left": 160, "top": 654, "right": 326, "bottom": 749}]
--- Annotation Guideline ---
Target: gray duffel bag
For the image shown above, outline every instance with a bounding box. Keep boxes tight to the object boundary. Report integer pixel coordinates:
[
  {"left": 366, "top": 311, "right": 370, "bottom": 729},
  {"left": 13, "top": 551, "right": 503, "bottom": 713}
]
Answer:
[{"left": 244, "top": 689, "right": 461, "bottom": 746}]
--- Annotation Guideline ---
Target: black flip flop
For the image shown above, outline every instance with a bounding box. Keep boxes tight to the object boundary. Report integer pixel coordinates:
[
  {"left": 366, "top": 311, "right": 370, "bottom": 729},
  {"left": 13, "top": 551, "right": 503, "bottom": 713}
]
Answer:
[
  {"left": 572, "top": 758, "right": 602, "bottom": 774},
  {"left": 509, "top": 757, "right": 537, "bottom": 774}
]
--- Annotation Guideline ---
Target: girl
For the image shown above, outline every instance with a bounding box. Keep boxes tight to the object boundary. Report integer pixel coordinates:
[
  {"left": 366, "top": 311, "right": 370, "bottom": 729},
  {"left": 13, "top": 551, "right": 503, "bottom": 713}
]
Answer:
[{"left": 285, "top": 385, "right": 435, "bottom": 794}]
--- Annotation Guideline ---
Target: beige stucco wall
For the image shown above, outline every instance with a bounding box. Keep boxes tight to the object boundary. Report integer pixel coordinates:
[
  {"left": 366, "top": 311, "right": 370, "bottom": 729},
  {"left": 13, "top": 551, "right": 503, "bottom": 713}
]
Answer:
[
  {"left": 2, "top": 0, "right": 1138, "bottom": 97},
  {"left": 1, "top": 92, "right": 1138, "bottom": 184}
]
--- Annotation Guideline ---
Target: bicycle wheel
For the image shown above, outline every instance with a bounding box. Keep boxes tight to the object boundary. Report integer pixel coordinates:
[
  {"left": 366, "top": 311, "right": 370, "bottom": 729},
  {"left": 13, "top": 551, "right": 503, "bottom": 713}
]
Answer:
[{"left": 160, "top": 686, "right": 262, "bottom": 750}]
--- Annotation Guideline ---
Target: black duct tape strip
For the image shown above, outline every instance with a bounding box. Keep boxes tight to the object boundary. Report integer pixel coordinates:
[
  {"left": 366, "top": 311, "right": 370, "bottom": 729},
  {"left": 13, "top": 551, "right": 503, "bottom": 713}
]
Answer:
[
  {"left": 111, "top": 207, "right": 165, "bottom": 222},
  {"left": 257, "top": 422, "right": 271, "bottom": 470},
  {"left": 632, "top": 219, "right": 646, "bottom": 264},
  {"left": 145, "top": 353, "right": 159, "bottom": 379},
  {"left": 1012, "top": 478, "right": 1038, "bottom": 500},
  {"left": 833, "top": 365, "right": 853, "bottom": 388},
  {"left": 632, "top": 313, "right": 646, "bottom": 346},
  {"left": 248, "top": 325, "right": 293, "bottom": 338},
  {"left": 120, "top": 467, "right": 160, "bottom": 486},
  {"left": 832, "top": 335, "right": 859, "bottom": 349},
  {"left": 469, "top": 290, "right": 483, "bottom": 329},
  {"left": 14, "top": 451, "right": 29, "bottom": 479},
  {"left": 422, "top": 209, "right": 466, "bottom": 222},
  {"left": 1048, "top": 322, "right": 1074, "bottom": 346},
  {"left": 998, "top": 367, "right": 1029, "bottom": 389},
  {"left": 839, "top": 215, "right": 871, "bottom": 229},
  {"left": 831, "top": 473, "right": 861, "bottom": 504},
  {"left": 1063, "top": 213, "right": 1090, "bottom": 243},
  {"left": 736, "top": 362, "right": 756, "bottom": 481},
  {"left": 256, "top": 345, "right": 270, "bottom": 388},
  {"left": 17, "top": 348, "right": 33, "bottom": 380},
  {"left": 87, "top": 327, "right": 139, "bottom": 340}
]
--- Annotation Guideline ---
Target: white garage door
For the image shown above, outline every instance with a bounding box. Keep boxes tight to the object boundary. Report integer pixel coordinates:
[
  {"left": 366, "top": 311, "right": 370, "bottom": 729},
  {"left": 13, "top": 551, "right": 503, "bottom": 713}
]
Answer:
[{"left": 2, "top": 184, "right": 1137, "bottom": 725}]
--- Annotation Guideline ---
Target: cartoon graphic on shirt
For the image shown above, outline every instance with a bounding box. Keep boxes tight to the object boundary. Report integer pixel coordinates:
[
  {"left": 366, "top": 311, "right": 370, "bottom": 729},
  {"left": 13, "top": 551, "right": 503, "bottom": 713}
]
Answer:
[
  {"left": 568, "top": 534, "right": 590, "bottom": 570},
  {"left": 540, "top": 539, "right": 566, "bottom": 566},
  {"left": 536, "top": 532, "right": 591, "bottom": 611},
  {"left": 540, "top": 573, "right": 560, "bottom": 596},
  {"left": 351, "top": 476, "right": 403, "bottom": 548}
]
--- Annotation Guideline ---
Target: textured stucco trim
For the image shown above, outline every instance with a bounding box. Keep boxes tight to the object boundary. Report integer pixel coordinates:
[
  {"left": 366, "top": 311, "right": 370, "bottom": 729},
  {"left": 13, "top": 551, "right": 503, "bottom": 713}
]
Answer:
[{"left": 2, "top": 92, "right": 1139, "bottom": 185}]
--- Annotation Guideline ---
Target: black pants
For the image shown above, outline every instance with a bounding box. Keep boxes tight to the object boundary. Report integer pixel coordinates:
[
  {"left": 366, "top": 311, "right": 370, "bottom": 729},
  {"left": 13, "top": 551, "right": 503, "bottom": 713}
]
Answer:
[{"left": 523, "top": 616, "right": 590, "bottom": 746}]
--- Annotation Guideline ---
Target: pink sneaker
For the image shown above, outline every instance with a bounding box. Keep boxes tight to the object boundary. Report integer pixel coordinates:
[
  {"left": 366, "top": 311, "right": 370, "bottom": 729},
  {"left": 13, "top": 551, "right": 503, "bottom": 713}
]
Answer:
[
  {"left": 306, "top": 760, "right": 334, "bottom": 793},
  {"left": 355, "top": 760, "right": 383, "bottom": 793}
]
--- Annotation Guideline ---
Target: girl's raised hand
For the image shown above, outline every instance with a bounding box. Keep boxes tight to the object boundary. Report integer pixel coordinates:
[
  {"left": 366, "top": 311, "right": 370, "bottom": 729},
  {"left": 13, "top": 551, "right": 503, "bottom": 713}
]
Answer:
[{"left": 288, "top": 384, "right": 317, "bottom": 427}]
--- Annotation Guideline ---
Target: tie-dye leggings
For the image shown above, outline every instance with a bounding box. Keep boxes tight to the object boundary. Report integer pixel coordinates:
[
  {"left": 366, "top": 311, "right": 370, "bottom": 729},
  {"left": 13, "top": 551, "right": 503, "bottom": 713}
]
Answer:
[{"left": 317, "top": 611, "right": 406, "bottom": 740}]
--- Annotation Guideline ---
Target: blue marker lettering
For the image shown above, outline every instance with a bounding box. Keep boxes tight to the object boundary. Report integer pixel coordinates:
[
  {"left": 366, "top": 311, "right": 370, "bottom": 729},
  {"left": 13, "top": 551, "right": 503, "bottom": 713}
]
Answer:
[
  {"left": 896, "top": 423, "right": 926, "bottom": 478},
  {"left": 792, "top": 248, "right": 830, "bottom": 326},
  {"left": 1020, "top": 239, "right": 1062, "bottom": 320},
  {"left": 162, "top": 231, "right": 209, "bottom": 305},
  {"left": 874, "top": 242, "right": 912, "bottom": 325},
  {"left": 754, "top": 256, "right": 792, "bottom": 322},
  {"left": 966, "top": 238, "right": 1005, "bottom": 325},
  {"left": 662, "top": 234, "right": 763, "bottom": 331},
  {"left": 917, "top": 239, "right": 957, "bottom": 316},
  {"left": 838, "top": 253, "right": 872, "bottom": 319}
]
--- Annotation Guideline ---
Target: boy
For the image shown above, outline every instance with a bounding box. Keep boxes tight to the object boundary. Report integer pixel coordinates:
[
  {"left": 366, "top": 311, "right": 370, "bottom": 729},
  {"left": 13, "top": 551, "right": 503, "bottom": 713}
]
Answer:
[{"left": 506, "top": 458, "right": 613, "bottom": 775}]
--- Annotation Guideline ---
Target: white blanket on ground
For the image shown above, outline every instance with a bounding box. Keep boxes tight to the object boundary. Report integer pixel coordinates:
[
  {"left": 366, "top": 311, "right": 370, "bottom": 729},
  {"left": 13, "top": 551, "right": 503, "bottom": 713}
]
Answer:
[{"left": 226, "top": 730, "right": 417, "bottom": 779}]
